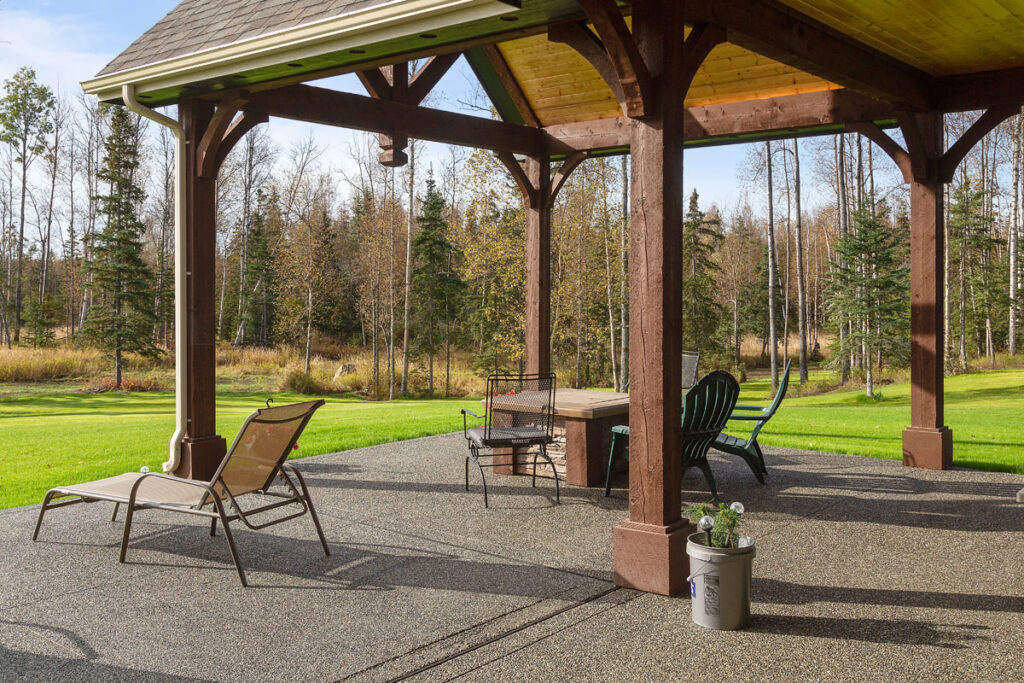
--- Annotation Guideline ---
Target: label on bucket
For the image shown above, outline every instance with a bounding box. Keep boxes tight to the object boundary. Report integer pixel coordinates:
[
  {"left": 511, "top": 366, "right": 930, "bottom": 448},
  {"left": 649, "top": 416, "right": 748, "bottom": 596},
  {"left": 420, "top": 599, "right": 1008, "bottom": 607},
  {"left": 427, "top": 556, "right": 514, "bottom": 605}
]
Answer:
[
  {"left": 689, "top": 578, "right": 696, "bottom": 598},
  {"left": 704, "top": 574, "right": 720, "bottom": 616}
]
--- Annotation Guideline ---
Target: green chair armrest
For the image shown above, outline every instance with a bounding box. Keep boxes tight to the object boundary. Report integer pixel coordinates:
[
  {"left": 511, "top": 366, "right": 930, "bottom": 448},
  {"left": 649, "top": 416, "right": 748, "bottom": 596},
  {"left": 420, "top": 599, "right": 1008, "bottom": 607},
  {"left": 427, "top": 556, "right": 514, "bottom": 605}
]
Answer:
[
  {"left": 733, "top": 404, "right": 767, "bottom": 411},
  {"left": 727, "top": 414, "right": 766, "bottom": 422}
]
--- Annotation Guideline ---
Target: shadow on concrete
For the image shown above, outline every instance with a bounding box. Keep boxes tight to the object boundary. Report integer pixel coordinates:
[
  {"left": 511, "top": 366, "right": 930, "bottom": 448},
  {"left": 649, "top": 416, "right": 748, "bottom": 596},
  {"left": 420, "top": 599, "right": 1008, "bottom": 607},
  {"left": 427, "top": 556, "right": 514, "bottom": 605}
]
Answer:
[
  {"left": 0, "top": 619, "right": 207, "bottom": 682},
  {"left": 753, "top": 578, "right": 1024, "bottom": 613},
  {"left": 747, "top": 614, "right": 990, "bottom": 648}
]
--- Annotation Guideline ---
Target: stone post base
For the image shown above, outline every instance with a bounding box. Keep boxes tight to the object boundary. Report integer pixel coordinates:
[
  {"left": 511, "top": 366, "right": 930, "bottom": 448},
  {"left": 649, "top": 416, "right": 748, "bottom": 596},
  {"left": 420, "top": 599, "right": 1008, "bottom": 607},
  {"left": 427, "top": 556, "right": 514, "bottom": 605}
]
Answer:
[
  {"left": 613, "top": 518, "right": 694, "bottom": 596},
  {"left": 901, "top": 426, "right": 952, "bottom": 470}
]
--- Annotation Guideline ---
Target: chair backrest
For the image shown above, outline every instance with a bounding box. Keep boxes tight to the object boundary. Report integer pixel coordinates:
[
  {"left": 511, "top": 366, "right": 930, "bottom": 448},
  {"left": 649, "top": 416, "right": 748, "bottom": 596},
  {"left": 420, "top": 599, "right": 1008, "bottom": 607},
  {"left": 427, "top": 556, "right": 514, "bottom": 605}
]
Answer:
[
  {"left": 681, "top": 351, "right": 701, "bottom": 390},
  {"left": 483, "top": 373, "right": 556, "bottom": 442},
  {"left": 206, "top": 399, "right": 326, "bottom": 503},
  {"left": 680, "top": 370, "right": 740, "bottom": 467}
]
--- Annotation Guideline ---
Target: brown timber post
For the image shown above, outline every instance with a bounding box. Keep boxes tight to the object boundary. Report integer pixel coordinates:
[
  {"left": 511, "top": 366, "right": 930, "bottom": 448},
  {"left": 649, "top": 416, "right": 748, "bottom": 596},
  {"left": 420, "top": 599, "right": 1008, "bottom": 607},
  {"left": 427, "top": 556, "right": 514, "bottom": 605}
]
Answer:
[
  {"left": 609, "top": 4, "right": 722, "bottom": 595},
  {"left": 901, "top": 112, "right": 952, "bottom": 469},
  {"left": 525, "top": 155, "right": 552, "bottom": 376},
  {"left": 177, "top": 99, "right": 227, "bottom": 479}
]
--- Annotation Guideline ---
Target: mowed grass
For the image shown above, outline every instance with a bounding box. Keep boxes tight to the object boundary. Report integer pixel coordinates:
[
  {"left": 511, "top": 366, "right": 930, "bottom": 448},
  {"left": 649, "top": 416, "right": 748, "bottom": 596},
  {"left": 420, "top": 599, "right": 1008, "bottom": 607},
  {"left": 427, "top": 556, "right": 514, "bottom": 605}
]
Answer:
[
  {"left": 731, "top": 368, "right": 1024, "bottom": 474},
  {"left": 1, "top": 368, "right": 1022, "bottom": 510},
  {"left": 0, "top": 392, "right": 475, "bottom": 509}
]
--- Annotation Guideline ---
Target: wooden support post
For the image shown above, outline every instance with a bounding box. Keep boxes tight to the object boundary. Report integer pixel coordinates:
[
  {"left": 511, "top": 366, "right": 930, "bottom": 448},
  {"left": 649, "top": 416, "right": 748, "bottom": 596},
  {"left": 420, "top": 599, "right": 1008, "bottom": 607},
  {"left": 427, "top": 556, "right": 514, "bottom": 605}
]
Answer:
[
  {"left": 901, "top": 112, "right": 952, "bottom": 469},
  {"left": 177, "top": 99, "right": 227, "bottom": 479},
  {"left": 525, "top": 155, "right": 551, "bottom": 376},
  {"left": 611, "top": 3, "right": 717, "bottom": 597},
  {"left": 854, "top": 106, "right": 1015, "bottom": 470}
]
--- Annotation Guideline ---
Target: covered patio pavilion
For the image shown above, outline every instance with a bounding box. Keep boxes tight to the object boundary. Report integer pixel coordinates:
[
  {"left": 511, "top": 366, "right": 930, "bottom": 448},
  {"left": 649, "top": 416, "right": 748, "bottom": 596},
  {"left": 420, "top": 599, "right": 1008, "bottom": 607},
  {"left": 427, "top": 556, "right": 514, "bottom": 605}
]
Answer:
[{"left": 78, "top": 0, "right": 1024, "bottom": 597}]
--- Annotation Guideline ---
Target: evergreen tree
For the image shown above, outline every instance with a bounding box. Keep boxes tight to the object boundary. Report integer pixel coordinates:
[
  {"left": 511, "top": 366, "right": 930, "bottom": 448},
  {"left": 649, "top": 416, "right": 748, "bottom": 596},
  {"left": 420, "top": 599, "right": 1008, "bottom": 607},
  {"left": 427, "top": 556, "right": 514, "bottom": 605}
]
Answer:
[
  {"left": 23, "top": 295, "right": 60, "bottom": 348},
  {"left": 240, "top": 195, "right": 277, "bottom": 346},
  {"left": 412, "top": 177, "right": 463, "bottom": 396},
  {"left": 680, "top": 190, "right": 724, "bottom": 353},
  {"left": 828, "top": 201, "right": 909, "bottom": 397},
  {"left": 83, "top": 106, "right": 158, "bottom": 387}
]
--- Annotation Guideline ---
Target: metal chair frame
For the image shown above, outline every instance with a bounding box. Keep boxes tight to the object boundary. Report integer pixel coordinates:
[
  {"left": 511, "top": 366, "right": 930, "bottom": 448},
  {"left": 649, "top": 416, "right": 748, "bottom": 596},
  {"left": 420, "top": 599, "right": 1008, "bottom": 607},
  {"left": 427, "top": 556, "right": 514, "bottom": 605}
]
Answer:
[
  {"left": 33, "top": 401, "right": 329, "bottom": 587},
  {"left": 461, "top": 373, "right": 559, "bottom": 508}
]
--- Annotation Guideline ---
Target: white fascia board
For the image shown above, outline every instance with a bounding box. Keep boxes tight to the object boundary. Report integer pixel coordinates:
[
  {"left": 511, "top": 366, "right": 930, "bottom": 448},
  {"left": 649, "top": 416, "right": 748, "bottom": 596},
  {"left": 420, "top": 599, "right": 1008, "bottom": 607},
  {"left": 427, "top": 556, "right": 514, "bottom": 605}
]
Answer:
[{"left": 82, "top": 0, "right": 515, "bottom": 101}]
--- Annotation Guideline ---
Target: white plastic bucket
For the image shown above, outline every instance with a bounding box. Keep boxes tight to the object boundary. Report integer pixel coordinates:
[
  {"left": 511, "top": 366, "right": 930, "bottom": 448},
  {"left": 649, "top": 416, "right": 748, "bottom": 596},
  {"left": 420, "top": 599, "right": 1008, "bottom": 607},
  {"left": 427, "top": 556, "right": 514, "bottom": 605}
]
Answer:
[{"left": 686, "top": 532, "right": 755, "bottom": 630}]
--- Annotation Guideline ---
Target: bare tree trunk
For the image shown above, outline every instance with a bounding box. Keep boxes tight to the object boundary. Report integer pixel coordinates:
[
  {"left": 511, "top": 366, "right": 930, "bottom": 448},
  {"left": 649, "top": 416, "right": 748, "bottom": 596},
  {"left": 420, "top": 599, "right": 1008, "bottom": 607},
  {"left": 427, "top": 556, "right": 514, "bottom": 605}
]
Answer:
[
  {"left": 1012, "top": 112, "right": 1022, "bottom": 356},
  {"left": 401, "top": 142, "right": 415, "bottom": 395},
  {"left": 766, "top": 141, "right": 779, "bottom": 390},
  {"left": 619, "top": 155, "right": 629, "bottom": 391},
  {"left": 794, "top": 140, "right": 808, "bottom": 383},
  {"left": 837, "top": 134, "right": 850, "bottom": 382},
  {"left": 304, "top": 286, "right": 313, "bottom": 374}
]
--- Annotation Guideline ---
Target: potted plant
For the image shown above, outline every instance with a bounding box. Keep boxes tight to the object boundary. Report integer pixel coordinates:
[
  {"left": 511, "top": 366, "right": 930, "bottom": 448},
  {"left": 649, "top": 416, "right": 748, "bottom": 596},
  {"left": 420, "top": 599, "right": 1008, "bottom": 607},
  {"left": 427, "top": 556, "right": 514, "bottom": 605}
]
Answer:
[{"left": 684, "top": 501, "right": 755, "bottom": 630}]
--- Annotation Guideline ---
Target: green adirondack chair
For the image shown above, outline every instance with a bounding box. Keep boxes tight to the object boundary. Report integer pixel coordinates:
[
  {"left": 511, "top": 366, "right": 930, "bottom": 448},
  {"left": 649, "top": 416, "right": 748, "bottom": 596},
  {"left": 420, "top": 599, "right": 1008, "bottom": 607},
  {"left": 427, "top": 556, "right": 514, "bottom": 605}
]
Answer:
[
  {"left": 714, "top": 359, "right": 792, "bottom": 483},
  {"left": 604, "top": 370, "right": 739, "bottom": 501}
]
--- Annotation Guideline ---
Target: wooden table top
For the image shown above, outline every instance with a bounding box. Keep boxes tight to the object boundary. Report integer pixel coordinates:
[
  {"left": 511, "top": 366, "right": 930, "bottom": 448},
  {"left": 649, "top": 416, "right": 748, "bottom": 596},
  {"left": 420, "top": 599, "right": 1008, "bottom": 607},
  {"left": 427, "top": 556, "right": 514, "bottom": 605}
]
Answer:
[{"left": 489, "top": 388, "right": 629, "bottom": 420}]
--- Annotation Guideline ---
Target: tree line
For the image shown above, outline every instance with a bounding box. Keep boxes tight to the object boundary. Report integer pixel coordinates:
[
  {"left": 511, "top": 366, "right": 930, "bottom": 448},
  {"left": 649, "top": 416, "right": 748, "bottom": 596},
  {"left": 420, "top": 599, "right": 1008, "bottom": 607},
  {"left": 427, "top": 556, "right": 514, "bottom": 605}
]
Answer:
[{"left": 1, "top": 65, "right": 1021, "bottom": 396}]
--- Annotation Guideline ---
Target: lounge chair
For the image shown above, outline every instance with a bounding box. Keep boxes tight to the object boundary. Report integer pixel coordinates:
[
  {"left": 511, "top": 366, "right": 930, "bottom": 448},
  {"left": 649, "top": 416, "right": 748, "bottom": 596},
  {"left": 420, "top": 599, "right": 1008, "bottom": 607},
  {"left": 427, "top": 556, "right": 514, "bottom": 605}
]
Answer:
[
  {"left": 32, "top": 400, "right": 329, "bottom": 586},
  {"left": 713, "top": 359, "right": 792, "bottom": 482},
  {"left": 461, "top": 372, "right": 559, "bottom": 508},
  {"left": 604, "top": 370, "right": 740, "bottom": 501}
]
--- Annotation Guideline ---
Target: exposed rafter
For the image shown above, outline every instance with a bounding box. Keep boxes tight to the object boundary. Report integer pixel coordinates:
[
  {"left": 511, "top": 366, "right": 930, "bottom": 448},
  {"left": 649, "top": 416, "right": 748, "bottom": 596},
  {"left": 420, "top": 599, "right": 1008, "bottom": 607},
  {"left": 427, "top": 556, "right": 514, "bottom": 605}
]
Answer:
[
  {"left": 683, "top": 0, "right": 933, "bottom": 110},
  {"left": 572, "top": 0, "right": 653, "bottom": 118},
  {"left": 464, "top": 46, "right": 540, "bottom": 127}
]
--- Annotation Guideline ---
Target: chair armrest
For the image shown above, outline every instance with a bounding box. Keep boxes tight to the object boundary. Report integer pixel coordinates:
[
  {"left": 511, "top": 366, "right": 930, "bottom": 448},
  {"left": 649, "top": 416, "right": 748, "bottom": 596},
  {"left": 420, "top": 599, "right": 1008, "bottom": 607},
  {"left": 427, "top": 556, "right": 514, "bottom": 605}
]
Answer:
[
  {"left": 461, "top": 409, "right": 483, "bottom": 418},
  {"left": 733, "top": 404, "right": 766, "bottom": 411},
  {"left": 727, "top": 414, "right": 766, "bottom": 422},
  {"left": 128, "top": 472, "right": 218, "bottom": 508}
]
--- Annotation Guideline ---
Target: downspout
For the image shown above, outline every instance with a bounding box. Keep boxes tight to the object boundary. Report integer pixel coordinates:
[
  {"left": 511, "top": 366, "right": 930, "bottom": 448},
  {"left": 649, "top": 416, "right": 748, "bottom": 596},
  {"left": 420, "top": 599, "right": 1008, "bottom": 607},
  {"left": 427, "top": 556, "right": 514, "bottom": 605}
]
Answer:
[{"left": 122, "top": 84, "right": 188, "bottom": 474}]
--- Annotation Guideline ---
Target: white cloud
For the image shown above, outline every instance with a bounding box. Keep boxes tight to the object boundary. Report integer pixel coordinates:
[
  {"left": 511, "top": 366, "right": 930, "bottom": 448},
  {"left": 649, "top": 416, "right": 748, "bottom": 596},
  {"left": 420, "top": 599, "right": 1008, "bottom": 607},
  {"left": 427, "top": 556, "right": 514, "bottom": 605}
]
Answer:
[{"left": 0, "top": 9, "right": 111, "bottom": 94}]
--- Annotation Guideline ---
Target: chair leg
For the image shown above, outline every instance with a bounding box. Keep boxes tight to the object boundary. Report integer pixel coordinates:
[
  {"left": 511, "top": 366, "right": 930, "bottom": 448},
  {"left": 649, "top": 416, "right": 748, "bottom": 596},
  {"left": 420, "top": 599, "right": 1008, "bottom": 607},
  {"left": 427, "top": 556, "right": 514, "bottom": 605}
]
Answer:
[
  {"left": 212, "top": 498, "right": 247, "bottom": 587},
  {"left": 539, "top": 444, "right": 559, "bottom": 504},
  {"left": 604, "top": 432, "right": 623, "bottom": 497},
  {"left": 210, "top": 518, "right": 217, "bottom": 537},
  {"left": 118, "top": 504, "right": 137, "bottom": 563},
  {"left": 111, "top": 502, "right": 120, "bottom": 522},
  {"left": 467, "top": 448, "right": 489, "bottom": 508},
  {"left": 32, "top": 491, "right": 57, "bottom": 541},
  {"left": 288, "top": 467, "right": 330, "bottom": 557},
  {"left": 694, "top": 460, "right": 721, "bottom": 502},
  {"left": 532, "top": 451, "right": 538, "bottom": 488},
  {"left": 753, "top": 440, "right": 768, "bottom": 474}
]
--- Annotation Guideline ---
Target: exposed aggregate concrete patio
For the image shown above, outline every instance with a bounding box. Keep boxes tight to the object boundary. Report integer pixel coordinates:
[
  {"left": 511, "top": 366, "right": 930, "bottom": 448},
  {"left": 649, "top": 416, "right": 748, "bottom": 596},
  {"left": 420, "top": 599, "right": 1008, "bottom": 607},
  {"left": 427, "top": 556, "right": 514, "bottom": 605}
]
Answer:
[{"left": 2, "top": 433, "right": 1022, "bottom": 681}]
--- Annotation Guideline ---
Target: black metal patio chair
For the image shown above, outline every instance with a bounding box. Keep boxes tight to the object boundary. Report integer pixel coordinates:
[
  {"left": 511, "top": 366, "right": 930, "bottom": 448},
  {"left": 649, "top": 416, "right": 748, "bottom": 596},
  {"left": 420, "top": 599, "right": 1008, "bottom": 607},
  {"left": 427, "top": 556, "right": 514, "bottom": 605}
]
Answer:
[{"left": 461, "top": 373, "right": 559, "bottom": 508}]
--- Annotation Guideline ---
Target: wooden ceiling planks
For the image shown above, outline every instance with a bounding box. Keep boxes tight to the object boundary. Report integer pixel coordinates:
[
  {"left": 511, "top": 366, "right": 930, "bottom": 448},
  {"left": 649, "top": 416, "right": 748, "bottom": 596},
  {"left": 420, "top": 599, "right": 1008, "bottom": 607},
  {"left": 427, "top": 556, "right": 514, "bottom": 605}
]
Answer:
[
  {"left": 497, "top": 32, "right": 840, "bottom": 126},
  {"left": 779, "top": 0, "right": 1024, "bottom": 76}
]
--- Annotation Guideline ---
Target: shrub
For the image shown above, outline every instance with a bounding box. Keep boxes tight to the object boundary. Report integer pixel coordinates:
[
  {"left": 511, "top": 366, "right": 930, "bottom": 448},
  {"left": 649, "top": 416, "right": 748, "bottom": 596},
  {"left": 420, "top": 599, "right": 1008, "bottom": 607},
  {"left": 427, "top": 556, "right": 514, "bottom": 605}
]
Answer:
[{"left": 281, "top": 368, "right": 327, "bottom": 395}]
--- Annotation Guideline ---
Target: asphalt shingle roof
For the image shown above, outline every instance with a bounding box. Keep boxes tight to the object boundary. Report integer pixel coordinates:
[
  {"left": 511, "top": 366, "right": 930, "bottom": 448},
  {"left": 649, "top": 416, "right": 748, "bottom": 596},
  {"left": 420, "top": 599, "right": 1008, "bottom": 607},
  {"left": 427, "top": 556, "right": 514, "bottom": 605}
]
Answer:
[{"left": 98, "top": 0, "right": 394, "bottom": 76}]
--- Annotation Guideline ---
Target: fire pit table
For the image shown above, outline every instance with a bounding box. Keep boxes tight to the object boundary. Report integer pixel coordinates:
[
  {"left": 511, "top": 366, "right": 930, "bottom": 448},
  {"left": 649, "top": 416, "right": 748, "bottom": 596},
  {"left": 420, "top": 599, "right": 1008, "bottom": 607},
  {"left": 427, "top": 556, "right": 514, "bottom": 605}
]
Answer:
[{"left": 488, "top": 389, "right": 629, "bottom": 487}]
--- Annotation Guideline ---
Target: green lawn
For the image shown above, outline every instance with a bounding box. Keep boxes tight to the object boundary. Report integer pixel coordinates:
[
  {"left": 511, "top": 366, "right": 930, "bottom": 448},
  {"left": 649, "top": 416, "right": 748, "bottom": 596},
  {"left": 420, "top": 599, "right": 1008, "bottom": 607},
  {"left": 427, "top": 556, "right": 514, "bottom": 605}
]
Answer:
[
  {"left": 732, "top": 368, "right": 1024, "bottom": 475},
  {"left": 1, "top": 369, "right": 1021, "bottom": 510},
  {"left": 0, "top": 392, "right": 475, "bottom": 509}
]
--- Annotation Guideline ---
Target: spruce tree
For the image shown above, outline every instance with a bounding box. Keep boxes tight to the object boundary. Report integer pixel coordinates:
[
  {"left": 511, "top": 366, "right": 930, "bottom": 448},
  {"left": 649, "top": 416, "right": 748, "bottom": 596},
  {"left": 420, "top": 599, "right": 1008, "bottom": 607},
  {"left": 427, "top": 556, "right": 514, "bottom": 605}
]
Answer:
[
  {"left": 680, "top": 190, "right": 724, "bottom": 353},
  {"left": 827, "top": 201, "right": 909, "bottom": 397},
  {"left": 412, "top": 177, "right": 463, "bottom": 396},
  {"left": 83, "top": 106, "right": 158, "bottom": 387}
]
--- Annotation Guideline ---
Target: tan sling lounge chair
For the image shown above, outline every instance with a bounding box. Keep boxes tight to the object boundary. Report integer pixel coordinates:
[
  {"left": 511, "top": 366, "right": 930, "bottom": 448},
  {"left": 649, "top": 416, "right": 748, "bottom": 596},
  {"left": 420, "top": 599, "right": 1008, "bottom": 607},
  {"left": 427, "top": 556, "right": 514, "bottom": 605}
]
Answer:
[{"left": 32, "top": 400, "right": 329, "bottom": 586}]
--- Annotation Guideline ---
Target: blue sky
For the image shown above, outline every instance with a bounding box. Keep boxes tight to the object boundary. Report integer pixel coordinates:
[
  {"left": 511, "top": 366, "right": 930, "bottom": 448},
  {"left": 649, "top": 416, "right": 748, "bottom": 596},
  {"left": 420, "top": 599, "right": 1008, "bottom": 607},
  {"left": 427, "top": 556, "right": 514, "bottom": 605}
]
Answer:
[{"left": 0, "top": 0, "right": 764, "bottom": 211}]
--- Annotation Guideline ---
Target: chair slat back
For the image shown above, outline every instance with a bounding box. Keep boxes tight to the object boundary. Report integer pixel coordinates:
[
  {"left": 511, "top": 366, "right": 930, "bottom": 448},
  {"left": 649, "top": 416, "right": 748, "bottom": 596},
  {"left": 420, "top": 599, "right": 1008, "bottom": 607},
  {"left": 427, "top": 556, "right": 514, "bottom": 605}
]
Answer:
[
  {"left": 680, "top": 371, "right": 740, "bottom": 467},
  {"left": 484, "top": 373, "right": 556, "bottom": 443},
  {"left": 207, "top": 400, "right": 326, "bottom": 503},
  {"left": 681, "top": 351, "right": 701, "bottom": 390}
]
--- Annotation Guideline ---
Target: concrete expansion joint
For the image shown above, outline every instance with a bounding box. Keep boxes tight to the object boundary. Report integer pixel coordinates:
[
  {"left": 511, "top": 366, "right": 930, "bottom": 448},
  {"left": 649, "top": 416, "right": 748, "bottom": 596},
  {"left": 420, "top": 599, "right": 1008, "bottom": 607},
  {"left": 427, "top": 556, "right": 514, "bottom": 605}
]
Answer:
[{"left": 365, "top": 585, "right": 627, "bottom": 683}]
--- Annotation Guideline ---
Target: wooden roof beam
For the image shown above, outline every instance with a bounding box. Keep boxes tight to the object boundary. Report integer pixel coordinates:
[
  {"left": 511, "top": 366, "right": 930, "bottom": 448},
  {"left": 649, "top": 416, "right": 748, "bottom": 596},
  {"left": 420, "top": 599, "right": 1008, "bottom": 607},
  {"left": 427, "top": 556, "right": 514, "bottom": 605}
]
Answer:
[
  {"left": 465, "top": 46, "right": 540, "bottom": 127},
  {"left": 933, "top": 67, "right": 1024, "bottom": 112},
  {"left": 683, "top": 0, "right": 933, "bottom": 111},
  {"left": 244, "top": 84, "right": 547, "bottom": 155},
  {"left": 543, "top": 88, "right": 897, "bottom": 153}
]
